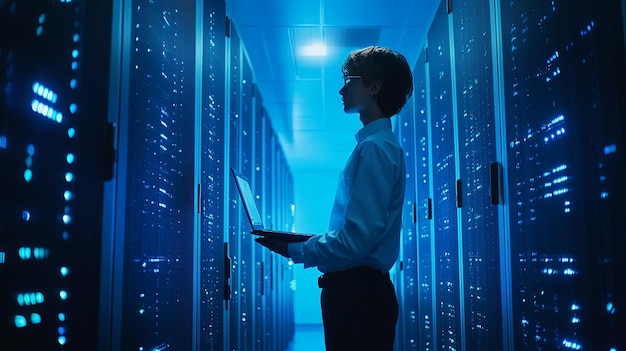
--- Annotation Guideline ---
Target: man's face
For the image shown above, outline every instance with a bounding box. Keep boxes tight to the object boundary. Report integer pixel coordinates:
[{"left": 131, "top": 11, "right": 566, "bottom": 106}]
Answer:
[{"left": 339, "top": 74, "right": 370, "bottom": 114}]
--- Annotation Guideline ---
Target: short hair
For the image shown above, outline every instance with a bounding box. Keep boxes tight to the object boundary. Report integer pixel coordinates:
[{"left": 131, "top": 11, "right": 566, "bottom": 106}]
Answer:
[{"left": 341, "top": 46, "right": 413, "bottom": 117}]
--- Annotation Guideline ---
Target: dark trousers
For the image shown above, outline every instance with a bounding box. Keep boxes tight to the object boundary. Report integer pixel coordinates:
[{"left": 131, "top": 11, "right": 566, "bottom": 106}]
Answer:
[{"left": 319, "top": 267, "right": 398, "bottom": 351}]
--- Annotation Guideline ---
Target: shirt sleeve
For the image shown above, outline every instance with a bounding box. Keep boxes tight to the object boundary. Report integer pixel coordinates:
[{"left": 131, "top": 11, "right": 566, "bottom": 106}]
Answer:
[{"left": 302, "top": 141, "right": 398, "bottom": 271}]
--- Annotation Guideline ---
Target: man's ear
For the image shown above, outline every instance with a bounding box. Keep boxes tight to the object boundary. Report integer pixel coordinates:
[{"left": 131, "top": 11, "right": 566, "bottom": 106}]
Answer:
[{"left": 368, "top": 80, "right": 382, "bottom": 96}]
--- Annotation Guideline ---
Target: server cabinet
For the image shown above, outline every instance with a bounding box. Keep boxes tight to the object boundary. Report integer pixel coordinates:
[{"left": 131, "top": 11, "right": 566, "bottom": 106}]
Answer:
[
  {"left": 252, "top": 87, "right": 265, "bottom": 350},
  {"left": 499, "top": 0, "right": 626, "bottom": 349},
  {"left": 110, "top": 1, "right": 198, "bottom": 349},
  {"left": 198, "top": 2, "right": 227, "bottom": 350},
  {"left": 226, "top": 21, "right": 242, "bottom": 351},
  {"left": 413, "top": 47, "right": 435, "bottom": 351},
  {"left": 237, "top": 45, "right": 255, "bottom": 350},
  {"left": 427, "top": 2, "right": 462, "bottom": 349},
  {"left": 0, "top": 1, "right": 112, "bottom": 349},
  {"left": 451, "top": 0, "right": 503, "bottom": 349},
  {"left": 396, "top": 90, "right": 419, "bottom": 351}
]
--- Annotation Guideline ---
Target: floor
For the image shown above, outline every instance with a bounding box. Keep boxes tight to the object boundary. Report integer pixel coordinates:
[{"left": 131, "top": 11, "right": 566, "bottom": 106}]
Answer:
[{"left": 285, "top": 324, "right": 325, "bottom": 351}]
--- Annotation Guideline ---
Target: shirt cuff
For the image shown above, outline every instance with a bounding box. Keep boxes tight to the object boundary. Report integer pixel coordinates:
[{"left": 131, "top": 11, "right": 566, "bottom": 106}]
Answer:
[{"left": 288, "top": 242, "right": 306, "bottom": 264}]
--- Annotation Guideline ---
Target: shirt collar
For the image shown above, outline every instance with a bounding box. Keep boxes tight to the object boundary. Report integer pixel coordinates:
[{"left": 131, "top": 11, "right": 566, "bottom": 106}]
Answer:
[{"left": 355, "top": 117, "right": 391, "bottom": 142}]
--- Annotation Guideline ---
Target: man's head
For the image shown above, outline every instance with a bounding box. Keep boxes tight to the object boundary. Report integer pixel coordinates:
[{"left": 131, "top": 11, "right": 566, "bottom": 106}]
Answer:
[{"left": 340, "top": 46, "right": 413, "bottom": 118}]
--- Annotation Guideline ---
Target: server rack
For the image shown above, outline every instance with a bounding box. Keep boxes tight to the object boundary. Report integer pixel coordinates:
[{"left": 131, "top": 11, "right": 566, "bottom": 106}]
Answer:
[
  {"left": 396, "top": 0, "right": 626, "bottom": 350},
  {"left": 0, "top": 1, "right": 112, "bottom": 349},
  {"left": 499, "top": 1, "right": 626, "bottom": 349}
]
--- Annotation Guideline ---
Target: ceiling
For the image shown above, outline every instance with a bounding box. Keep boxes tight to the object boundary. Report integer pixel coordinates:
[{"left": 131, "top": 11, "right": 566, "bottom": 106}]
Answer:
[{"left": 225, "top": 0, "right": 439, "bottom": 173}]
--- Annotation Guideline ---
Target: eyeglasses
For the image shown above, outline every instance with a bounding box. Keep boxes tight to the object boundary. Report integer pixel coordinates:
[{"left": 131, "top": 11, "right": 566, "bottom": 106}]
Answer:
[{"left": 342, "top": 75, "right": 362, "bottom": 86}]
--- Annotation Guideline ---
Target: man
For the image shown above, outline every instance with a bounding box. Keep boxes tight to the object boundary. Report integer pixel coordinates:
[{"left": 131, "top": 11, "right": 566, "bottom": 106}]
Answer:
[{"left": 256, "top": 46, "right": 413, "bottom": 351}]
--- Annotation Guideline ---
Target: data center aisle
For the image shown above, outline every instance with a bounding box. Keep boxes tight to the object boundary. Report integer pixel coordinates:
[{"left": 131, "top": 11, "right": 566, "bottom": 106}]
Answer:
[{"left": 285, "top": 324, "right": 325, "bottom": 351}]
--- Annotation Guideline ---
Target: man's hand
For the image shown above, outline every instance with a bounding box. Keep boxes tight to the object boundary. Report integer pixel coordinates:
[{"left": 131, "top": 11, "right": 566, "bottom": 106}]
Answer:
[{"left": 255, "top": 237, "right": 290, "bottom": 258}]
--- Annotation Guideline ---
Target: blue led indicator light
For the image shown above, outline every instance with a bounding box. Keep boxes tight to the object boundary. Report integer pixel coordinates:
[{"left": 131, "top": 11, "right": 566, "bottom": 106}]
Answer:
[
  {"left": 66, "top": 153, "right": 75, "bottom": 164},
  {"left": 0, "top": 251, "right": 5, "bottom": 263},
  {"left": 62, "top": 231, "right": 70, "bottom": 240},
  {"left": 24, "top": 169, "right": 33, "bottom": 182},
  {"left": 38, "top": 14, "right": 45, "bottom": 23},
  {"left": 62, "top": 214, "right": 72, "bottom": 225},
  {"left": 69, "top": 103, "right": 77, "bottom": 114},
  {"left": 59, "top": 290, "right": 68, "bottom": 300},
  {"left": 58, "top": 326, "right": 66, "bottom": 335},
  {"left": 58, "top": 313, "right": 66, "bottom": 321},
  {"left": 70, "top": 79, "right": 77, "bottom": 89},
  {"left": 14, "top": 315, "right": 27, "bottom": 328},
  {"left": 25, "top": 156, "right": 33, "bottom": 167},
  {"left": 19, "top": 247, "right": 32, "bottom": 260},
  {"left": 65, "top": 172, "right": 74, "bottom": 182},
  {"left": 58, "top": 336, "right": 67, "bottom": 345},
  {"left": 36, "top": 26, "right": 43, "bottom": 36},
  {"left": 36, "top": 292, "right": 44, "bottom": 303},
  {"left": 68, "top": 128, "right": 76, "bottom": 138},
  {"left": 27, "top": 144, "right": 35, "bottom": 156},
  {"left": 72, "top": 50, "right": 78, "bottom": 58},
  {"left": 73, "top": 34, "right": 79, "bottom": 42},
  {"left": 22, "top": 210, "right": 31, "bottom": 221},
  {"left": 31, "top": 313, "right": 42, "bottom": 324},
  {"left": 64, "top": 191, "right": 73, "bottom": 201},
  {"left": 0, "top": 135, "right": 6, "bottom": 149},
  {"left": 17, "top": 294, "right": 24, "bottom": 306},
  {"left": 60, "top": 266, "right": 69, "bottom": 276},
  {"left": 71, "top": 61, "right": 78, "bottom": 70}
]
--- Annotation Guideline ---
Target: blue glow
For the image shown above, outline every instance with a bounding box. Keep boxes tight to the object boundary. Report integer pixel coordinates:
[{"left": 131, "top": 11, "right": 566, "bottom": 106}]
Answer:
[
  {"left": 72, "top": 50, "right": 78, "bottom": 58},
  {"left": 70, "top": 79, "right": 77, "bottom": 89},
  {"left": 604, "top": 144, "right": 617, "bottom": 155},
  {"left": 59, "top": 290, "right": 68, "bottom": 300},
  {"left": 59, "top": 326, "right": 66, "bottom": 335},
  {"left": 17, "top": 294, "right": 24, "bottom": 306},
  {"left": 60, "top": 266, "right": 69, "bottom": 276},
  {"left": 31, "top": 313, "right": 42, "bottom": 324},
  {"left": 36, "top": 292, "right": 44, "bottom": 303},
  {"left": 27, "top": 144, "right": 35, "bottom": 156},
  {"left": 25, "top": 156, "right": 33, "bottom": 167},
  {"left": 62, "top": 214, "right": 72, "bottom": 225},
  {"left": 58, "top": 313, "right": 66, "bottom": 321},
  {"left": 71, "top": 61, "right": 78, "bottom": 70},
  {"left": 600, "top": 192, "right": 609, "bottom": 199},
  {"left": 62, "top": 231, "right": 69, "bottom": 240},
  {"left": 65, "top": 172, "right": 74, "bottom": 182},
  {"left": 571, "top": 317, "right": 580, "bottom": 323},
  {"left": 24, "top": 169, "right": 33, "bottom": 182},
  {"left": 69, "top": 103, "right": 77, "bottom": 114},
  {"left": 0, "top": 251, "right": 4, "bottom": 263},
  {"left": 139, "top": 309, "right": 145, "bottom": 314},
  {"left": 31, "top": 99, "right": 63, "bottom": 123},
  {"left": 68, "top": 128, "right": 76, "bottom": 138},
  {"left": 38, "top": 14, "right": 45, "bottom": 23},
  {"left": 19, "top": 247, "right": 32, "bottom": 260},
  {"left": 14, "top": 315, "right": 27, "bottom": 328},
  {"left": 606, "top": 302, "right": 616, "bottom": 314},
  {"left": 32, "top": 82, "right": 58, "bottom": 103},
  {"left": 562, "top": 339, "right": 582, "bottom": 350},
  {"left": 0, "top": 135, "right": 6, "bottom": 149},
  {"left": 64, "top": 191, "right": 73, "bottom": 201},
  {"left": 66, "top": 153, "right": 75, "bottom": 164},
  {"left": 73, "top": 34, "right": 79, "bottom": 42},
  {"left": 22, "top": 211, "right": 31, "bottom": 221},
  {"left": 571, "top": 304, "right": 580, "bottom": 310},
  {"left": 58, "top": 336, "right": 67, "bottom": 345}
]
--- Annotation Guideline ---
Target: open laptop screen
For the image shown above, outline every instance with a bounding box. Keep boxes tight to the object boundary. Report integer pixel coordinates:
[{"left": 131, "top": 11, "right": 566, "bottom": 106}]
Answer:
[{"left": 231, "top": 170, "right": 264, "bottom": 229}]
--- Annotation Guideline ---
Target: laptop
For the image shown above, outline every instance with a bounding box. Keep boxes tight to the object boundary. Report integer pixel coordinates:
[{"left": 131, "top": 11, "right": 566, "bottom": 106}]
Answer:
[{"left": 231, "top": 168, "right": 313, "bottom": 242}]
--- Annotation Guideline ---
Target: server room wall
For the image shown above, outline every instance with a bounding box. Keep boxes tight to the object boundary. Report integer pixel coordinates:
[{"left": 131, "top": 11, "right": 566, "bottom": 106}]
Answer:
[{"left": 1, "top": 1, "right": 626, "bottom": 351}]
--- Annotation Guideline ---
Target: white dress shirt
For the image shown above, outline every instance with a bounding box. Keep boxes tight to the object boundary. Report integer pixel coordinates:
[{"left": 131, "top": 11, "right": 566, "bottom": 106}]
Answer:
[{"left": 288, "top": 117, "right": 406, "bottom": 273}]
